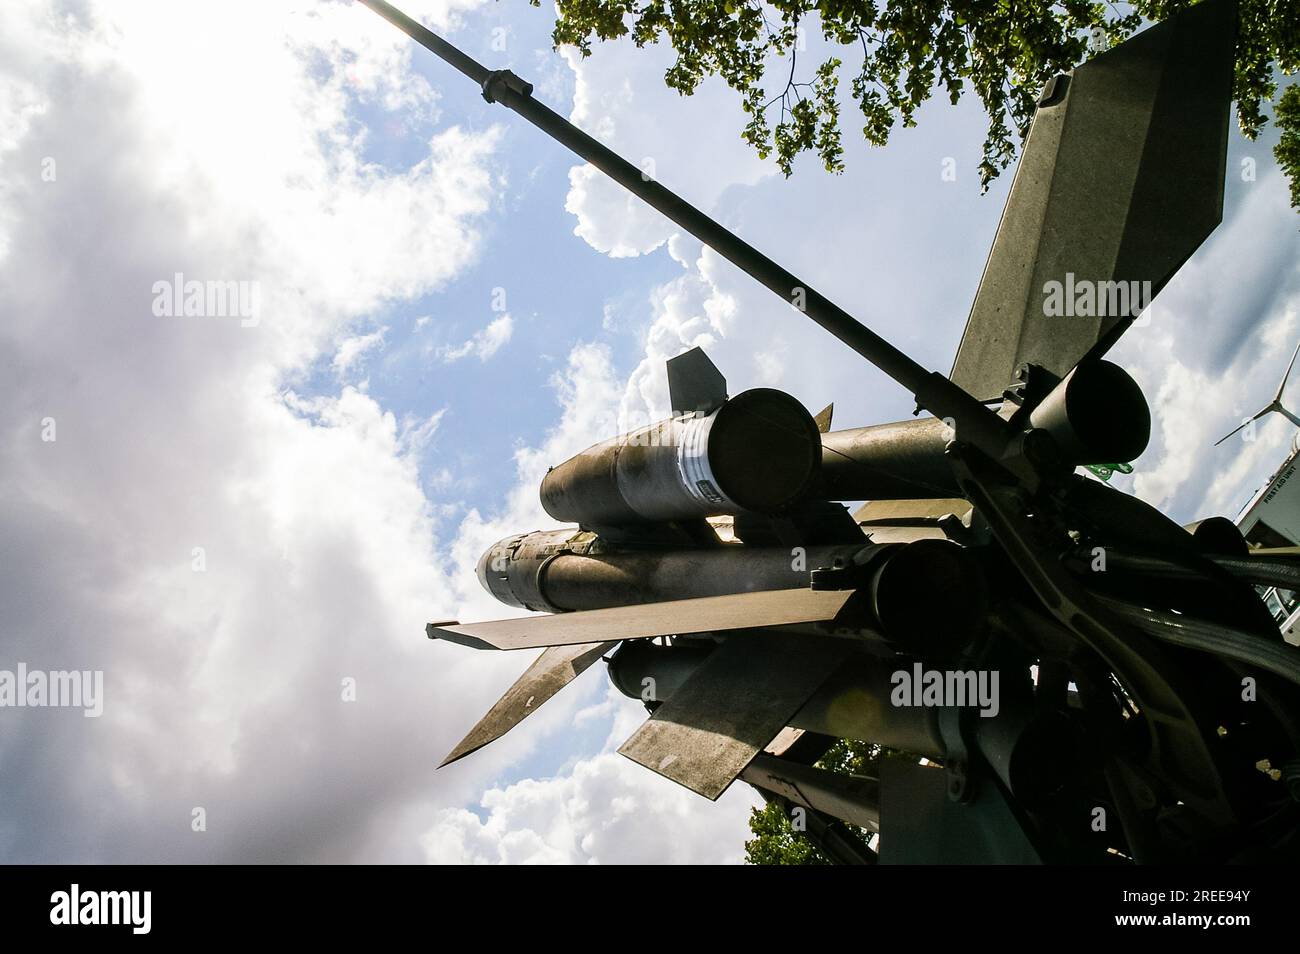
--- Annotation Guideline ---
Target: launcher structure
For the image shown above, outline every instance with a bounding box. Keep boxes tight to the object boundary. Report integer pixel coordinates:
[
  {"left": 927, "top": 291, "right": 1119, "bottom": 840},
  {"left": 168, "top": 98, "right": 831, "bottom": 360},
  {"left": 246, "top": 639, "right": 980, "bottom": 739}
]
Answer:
[{"left": 363, "top": 0, "right": 1300, "bottom": 863}]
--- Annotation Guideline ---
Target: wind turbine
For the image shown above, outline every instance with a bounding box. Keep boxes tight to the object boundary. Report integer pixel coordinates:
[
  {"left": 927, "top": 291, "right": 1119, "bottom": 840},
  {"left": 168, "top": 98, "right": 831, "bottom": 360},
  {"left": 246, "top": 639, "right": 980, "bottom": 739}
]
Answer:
[{"left": 1215, "top": 339, "right": 1300, "bottom": 445}]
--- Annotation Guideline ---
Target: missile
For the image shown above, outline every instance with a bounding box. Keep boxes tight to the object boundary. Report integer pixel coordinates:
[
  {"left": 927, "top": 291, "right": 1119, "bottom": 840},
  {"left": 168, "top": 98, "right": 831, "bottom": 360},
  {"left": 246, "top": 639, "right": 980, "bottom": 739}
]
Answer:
[
  {"left": 815, "top": 360, "right": 1151, "bottom": 501},
  {"left": 1026, "top": 360, "right": 1150, "bottom": 466},
  {"left": 476, "top": 529, "right": 987, "bottom": 655},
  {"left": 477, "top": 527, "right": 866, "bottom": 613},
  {"left": 816, "top": 416, "right": 960, "bottom": 501},
  {"left": 539, "top": 388, "right": 822, "bottom": 528}
]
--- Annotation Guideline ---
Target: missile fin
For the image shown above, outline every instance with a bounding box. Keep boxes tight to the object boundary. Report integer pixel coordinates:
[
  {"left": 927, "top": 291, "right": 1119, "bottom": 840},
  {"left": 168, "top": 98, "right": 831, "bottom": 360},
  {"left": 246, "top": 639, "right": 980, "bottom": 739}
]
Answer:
[
  {"left": 949, "top": 0, "right": 1237, "bottom": 401},
  {"left": 426, "top": 587, "right": 857, "bottom": 651},
  {"left": 617, "top": 632, "right": 852, "bottom": 800},
  {"left": 667, "top": 346, "right": 727, "bottom": 415},
  {"left": 853, "top": 498, "right": 972, "bottom": 525},
  {"left": 814, "top": 403, "right": 834, "bottom": 433},
  {"left": 439, "top": 640, "right": 616, "bottom": 767}
]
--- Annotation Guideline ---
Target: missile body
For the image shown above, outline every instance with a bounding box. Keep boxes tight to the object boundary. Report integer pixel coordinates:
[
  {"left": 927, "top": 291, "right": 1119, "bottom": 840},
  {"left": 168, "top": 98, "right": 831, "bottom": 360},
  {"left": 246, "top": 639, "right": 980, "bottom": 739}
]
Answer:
[
  {"left": 539, "top": 388, "right": 822, "bottom": 528},
  {"left": 477, "top": 528, "right": 864, "bottom": 613},
  {"left": 477, "top": 529, "right": 987, "bottom": 656}
]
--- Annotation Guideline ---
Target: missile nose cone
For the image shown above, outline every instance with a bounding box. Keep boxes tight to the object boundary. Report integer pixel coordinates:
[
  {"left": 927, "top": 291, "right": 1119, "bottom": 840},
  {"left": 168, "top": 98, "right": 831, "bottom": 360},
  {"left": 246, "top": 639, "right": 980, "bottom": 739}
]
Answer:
[
  {"left": 476, "top": 534, "right": 521, "bottom": 605},
  {"left": 474, "top": 544, "right": 495, "bottom": 596},
  {"left": 474, "top": 529, "right": 575, "bottom": 611}
]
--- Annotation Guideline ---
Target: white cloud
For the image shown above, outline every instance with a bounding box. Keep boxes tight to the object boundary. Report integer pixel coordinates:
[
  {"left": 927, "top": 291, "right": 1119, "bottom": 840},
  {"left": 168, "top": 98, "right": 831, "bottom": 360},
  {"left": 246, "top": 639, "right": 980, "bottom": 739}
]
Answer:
[
  {"left": 447, "top": 340, "right": 626, "bottom": 622},
  {"left": 436, "top": 314, "right": 515, "bottom": 362},
  {"left": 420, "top": 688, "right": 760, "bottom": 864},
  {"left": 333, "top": 327, "right": 388, "bottom": 376},
  {"left": 400, "top": 408, "right": 449, "bottom": 455},
  {"left": 1110, "top": 164, "right": 1300, "bottom": 522},
  {"left": 0, "top": 0, "right": 535, "bottom": 862},
  {"left": 560, "top": 41, "right": 773, "bottom": 258},
  {"left": 423, "top": 751, "right": 760, "bottom": 864}
]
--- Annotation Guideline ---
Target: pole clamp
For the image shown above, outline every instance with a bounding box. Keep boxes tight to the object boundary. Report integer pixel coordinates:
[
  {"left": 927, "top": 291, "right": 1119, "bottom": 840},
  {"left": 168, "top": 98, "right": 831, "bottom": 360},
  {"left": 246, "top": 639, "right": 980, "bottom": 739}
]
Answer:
[{"left": 481, "top": 69, "right": 534, "bottom": 104}]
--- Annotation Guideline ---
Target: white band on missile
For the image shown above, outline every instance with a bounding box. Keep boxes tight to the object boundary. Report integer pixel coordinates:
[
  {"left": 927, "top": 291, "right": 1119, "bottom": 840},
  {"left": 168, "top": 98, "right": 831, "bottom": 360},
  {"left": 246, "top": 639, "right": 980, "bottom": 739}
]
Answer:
[{"left": 676, "top": 410, "right": 738, "bottom": 512}]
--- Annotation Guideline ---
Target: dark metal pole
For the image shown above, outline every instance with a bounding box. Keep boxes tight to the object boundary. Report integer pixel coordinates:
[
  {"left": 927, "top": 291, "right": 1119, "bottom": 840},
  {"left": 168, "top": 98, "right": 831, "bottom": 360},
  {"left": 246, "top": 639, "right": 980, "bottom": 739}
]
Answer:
[
  {"left": 356, "top": 0, "right": 1010, "bottom": 458},
  {"left": 359, "top": 0, "right": 490, "bottom": 85}
]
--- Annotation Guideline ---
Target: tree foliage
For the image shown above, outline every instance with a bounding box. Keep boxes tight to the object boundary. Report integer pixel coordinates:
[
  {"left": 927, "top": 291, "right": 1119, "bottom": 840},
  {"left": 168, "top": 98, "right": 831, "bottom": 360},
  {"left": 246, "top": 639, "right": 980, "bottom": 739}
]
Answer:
[
  {"left": 1278, "top": 84, "right": 1300, "bottom": 209},
  {"left": 742, "top": 738, "right": 880, "bottom": 865},
  {"left": 535, "top": 0, "right": 1300, "bottom": 206},
  {"left": 744, "top": 800, "right": 834, "bottom": 864}
]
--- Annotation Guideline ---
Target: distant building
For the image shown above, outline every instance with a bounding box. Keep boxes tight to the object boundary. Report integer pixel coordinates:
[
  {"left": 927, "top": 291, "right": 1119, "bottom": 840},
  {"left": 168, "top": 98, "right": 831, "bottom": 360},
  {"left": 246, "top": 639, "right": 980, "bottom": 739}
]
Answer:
[{"left": 1234, "top": 436, "right": 1300, "bottom": 645}]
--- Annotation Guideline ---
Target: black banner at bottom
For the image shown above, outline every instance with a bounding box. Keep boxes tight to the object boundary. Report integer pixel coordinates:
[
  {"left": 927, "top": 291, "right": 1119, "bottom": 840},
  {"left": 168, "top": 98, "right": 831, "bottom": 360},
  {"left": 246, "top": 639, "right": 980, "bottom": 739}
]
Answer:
[{"left": 0, "top": 863, "right": 1282, "bottom": 939}]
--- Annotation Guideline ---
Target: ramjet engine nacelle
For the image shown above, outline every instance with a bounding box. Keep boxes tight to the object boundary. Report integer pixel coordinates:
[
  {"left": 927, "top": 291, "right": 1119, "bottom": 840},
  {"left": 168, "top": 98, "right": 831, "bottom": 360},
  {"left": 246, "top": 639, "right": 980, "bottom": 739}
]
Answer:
[
  {"left": 476, "top": 528, "right": 988, "bottom": 657},
  {"left": 1027, "top": 360, "right": 1151, "bottom": 465},
  {"left": 476, "top": 527, "right": 865, "bottom": 614},
  {"left": 539, "top": 388, "right": 822, "bottom": 528},
  {"left": 813, "top": 360, "right": 1152, "bottom": 502}
]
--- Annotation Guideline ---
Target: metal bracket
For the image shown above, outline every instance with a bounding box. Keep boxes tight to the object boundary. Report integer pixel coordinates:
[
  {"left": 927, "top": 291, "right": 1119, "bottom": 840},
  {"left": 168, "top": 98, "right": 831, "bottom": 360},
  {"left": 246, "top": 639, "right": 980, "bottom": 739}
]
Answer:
[
  {"left": 938, "top": 705, "right": 977, "bottom": 803},
  {"left": 481, "top": 69, "right": 533, "bottom": 104},
  {"left": 946, "top": 441, "right": 1236, "bottom": 827}
]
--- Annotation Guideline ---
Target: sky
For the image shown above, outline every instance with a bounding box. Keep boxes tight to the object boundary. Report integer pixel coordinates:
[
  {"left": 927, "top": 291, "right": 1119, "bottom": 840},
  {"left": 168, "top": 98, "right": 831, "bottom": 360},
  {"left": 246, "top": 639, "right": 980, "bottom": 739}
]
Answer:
[{"left": 0, "top": 0, "right": 1297, "bottom": 864}]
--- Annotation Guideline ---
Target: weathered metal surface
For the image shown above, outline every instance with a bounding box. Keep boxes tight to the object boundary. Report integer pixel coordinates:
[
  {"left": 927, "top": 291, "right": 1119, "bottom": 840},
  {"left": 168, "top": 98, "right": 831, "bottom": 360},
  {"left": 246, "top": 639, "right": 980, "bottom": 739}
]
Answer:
[
  {"left": 440, "top": 640, "right": 615, "bottom": 767},
  {"left": 853, "top": 497, "right": 971, "bottom": 532},
  {"left": 470, "top": 536, "right": 988, "bottom": 649},
  {"left": 475, "top": 528, "right": 580, "bottom": 613},
  {"left": 539, "top": 388, "right": 822, "bottom": 527},
  {"left": 426, "top": 587, "right": 857, "bottom": 651},
  {"left": 477, "top": 526, "right": 852, "bottom": 613},
  {"left": 536, "top": 542, "right": 866, "bottom": 611},
  {"left": 791, "top": 658, "right": 946, "bottom": 758},
  {"left": 817, "top": 417, "right": 959, "bottom": 501},
  {"left": 606, "top": 639, "right": 715, "bottom": 703},
  {"left": 740, "top": 753, "right": 881, "bottom": 831},
  {"left": 603, "top": 642, "right": 948, "bottom": 758},
  {"left": 618, "top": 632, "right": 853, "bottom": 799},
  {"left": 763, "top": 726, "right": 808, "bottom": 758},
  {"left": 879, "top": 759, "right": 1042, "bottom": 864},
  {"left": 666, "top": 346, "right": 727, "bottom": 415},
  {"left": 1026, "top": 361, "right": 1150, "bottom": 464},
  {"left": 813, "top": 403, "right": 833, "bottom": 433},
  {"left": 949, "top": 0, "right": 1235, "bottom": 400}
]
